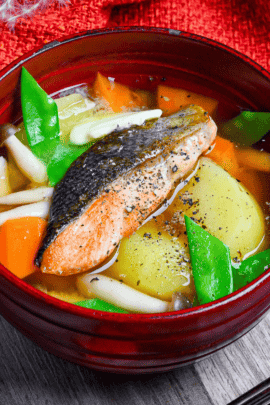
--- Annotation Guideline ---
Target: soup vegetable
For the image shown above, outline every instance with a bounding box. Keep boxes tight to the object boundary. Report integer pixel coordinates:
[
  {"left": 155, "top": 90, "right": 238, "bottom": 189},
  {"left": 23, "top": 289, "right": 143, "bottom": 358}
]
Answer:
[{"left": 0, "top": 68, "right": 269, "bottom": 313}]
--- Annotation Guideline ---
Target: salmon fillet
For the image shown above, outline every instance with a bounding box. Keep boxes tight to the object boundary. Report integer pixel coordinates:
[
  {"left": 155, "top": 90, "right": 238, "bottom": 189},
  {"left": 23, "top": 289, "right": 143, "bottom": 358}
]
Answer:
[{"left": 36, "top": 105, "right": 217, "bottom": 275}]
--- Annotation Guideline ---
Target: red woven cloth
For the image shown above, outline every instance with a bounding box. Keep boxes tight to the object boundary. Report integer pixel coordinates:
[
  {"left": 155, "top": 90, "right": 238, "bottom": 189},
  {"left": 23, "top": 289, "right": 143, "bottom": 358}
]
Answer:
[{"left": 0, "top": 0, "right": 269, "bottom": 72}]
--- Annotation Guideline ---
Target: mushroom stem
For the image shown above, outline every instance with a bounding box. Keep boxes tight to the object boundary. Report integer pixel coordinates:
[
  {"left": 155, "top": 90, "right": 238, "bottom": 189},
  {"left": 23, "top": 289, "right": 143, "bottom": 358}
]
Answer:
[
  {"left": 0, "top": 187, "right": 53, "bottom": 205},
  {"left": 0, "top": 201, "right": 50, "bottom": 225},
  {"left": 0, "top": 124, "right": 48, "bottom": 184},
  {"left": 77, "top": 274, "right": 169, "bottom": 313},
  {"left": 70, "top": 109, "right": 163, "bottom": 145},
  {"left": 77, "top": 274, "right": 193, "bottom": 313},
  {"left": 4, "top": 136, "right": 48, "bottom": 184},
  {"left": 0, "top": 156, "right": 11, "bottom": 197}
]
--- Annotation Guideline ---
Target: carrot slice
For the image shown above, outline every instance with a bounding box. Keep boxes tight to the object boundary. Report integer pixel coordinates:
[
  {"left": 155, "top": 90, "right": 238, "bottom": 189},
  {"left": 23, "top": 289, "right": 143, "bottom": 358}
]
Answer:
[
  {"left": 207, "top": 136, "right": 263, "bottom": 202},
  {"left": 0, "top": 217, "right": 47, "bottom": 279},
  {"left": 237, "top": 148, "right": 270, "bottom": 172},
  {"left": 157, "top": 85, "right": 218, "bottom": 116},
  {"left": 207, "top": 135, "right": 241, "bottom": 179},
  {"left": 93, "top": 72, "right": 148, "bottom": 112}
]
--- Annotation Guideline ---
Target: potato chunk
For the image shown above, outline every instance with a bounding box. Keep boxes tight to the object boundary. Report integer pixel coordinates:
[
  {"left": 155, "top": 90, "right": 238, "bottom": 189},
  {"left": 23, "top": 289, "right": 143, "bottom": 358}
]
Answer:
[
  {"left": 104, "top": 218, "right": 195, "bottom": 302},
  {"left": 105, "top": 157, "right": 265, "bottom": 301},
  {"left": 165, "top": 157, "right": 266, "bottom": 260}
]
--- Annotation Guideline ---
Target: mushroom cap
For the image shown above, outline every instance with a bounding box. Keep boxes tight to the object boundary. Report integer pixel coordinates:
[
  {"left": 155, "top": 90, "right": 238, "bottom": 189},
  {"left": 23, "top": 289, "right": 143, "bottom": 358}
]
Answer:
[
  {"left": 0, "top": 124, "right": 19, "bottom": 146},
  {"left": 170, "top": 291, "right": 192, "bottom": 311}
]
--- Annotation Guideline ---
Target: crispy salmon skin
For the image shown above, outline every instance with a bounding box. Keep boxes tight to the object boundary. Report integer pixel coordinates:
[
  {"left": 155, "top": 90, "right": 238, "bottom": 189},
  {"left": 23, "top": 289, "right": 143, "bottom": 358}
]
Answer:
[{"left": 36, "top": 105, "right": 217, "bottom": 275}]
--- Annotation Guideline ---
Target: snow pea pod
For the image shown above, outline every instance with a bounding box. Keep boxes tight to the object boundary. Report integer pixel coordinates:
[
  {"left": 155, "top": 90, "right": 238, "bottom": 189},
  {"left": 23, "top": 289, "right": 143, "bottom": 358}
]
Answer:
[
  {"left": 232, "top": 249, "right": 270, "bottom": 291},
  {"left": 185, "top": 215, "right": 233, "bottom": 305},
  {"left": 21, "top": 67, "right": 94, "bottom": 186},
  {"left": 219, "top": 111, "right": 270, "bottom": 146},
  {"left": 21, "top": 67, "right": 60, "bottom": 164},
  {"left": 74, "top": 298, "right": 128, "bottom": 313},
  {"left": 47, "top": 142, "right": 93, "bottom": 186}
]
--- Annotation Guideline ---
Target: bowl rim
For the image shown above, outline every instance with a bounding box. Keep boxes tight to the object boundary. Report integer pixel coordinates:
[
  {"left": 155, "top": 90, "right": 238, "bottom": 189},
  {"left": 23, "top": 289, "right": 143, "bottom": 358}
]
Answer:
[
  {"left": 1, "top": 26, "right": 270, "bottom": 80},
  {"left": 0, "top": 26, "right": 270, "bottom": 322},
  {"left": 2, "top": 260, "right": 270, "bottom": 321}
]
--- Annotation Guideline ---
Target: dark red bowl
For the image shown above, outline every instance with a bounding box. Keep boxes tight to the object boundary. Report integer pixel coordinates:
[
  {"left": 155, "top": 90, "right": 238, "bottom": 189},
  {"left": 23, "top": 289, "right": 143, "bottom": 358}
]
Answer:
[{"left": 1, "top": 27, "right": 270, "bottom": 374}]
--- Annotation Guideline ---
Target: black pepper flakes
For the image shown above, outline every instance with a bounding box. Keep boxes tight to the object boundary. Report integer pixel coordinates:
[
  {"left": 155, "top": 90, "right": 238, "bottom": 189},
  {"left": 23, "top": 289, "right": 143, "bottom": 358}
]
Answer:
[{"left": 90, "top": 277, "right": 99, "bottom": 283}]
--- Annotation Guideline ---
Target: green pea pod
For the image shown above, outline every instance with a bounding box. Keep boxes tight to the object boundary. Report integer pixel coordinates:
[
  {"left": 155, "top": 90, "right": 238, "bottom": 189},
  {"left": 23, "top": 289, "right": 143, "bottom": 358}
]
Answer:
[
  {"left": 21, "top": 67, "right": 60, "bottom": 164},
  {"left": 74, "top": 298, "right": 128, "bottom": 313},
  {"left": 47, "top": 142, "right": 93, "bottom": 186},
  {"left": 232, "top": 249, "right": 270, "bottom": 291},
  {"left": 21, "top": 67, "right": 96, "bottom": 186},
  {"left": 219, "top": 111, "right": 270, "bottom": 146},
  {"left": 185, "top": 215, "right": 233, "bottom": 305}
]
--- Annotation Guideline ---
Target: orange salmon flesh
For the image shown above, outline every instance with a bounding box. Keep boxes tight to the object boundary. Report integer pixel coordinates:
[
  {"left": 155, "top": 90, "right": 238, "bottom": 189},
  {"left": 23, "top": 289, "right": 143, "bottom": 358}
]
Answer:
[{"left": 40, "top": 109, "right": 216, "bottom": 276}]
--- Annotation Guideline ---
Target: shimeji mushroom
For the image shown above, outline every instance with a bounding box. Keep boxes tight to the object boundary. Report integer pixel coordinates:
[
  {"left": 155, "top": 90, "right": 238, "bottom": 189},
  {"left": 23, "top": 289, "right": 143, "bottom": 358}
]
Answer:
[
  {"left": 70, "top": 109, "right": 163, "bottom": 145},
  {"left": 0, "top": 187, "right": 54, "bottom": 205},
  {"left": 0, "top": 156, "right": 11, "bottom": 197},
  {"left": 77, "top": 273, "right": 192, "bottom": 313},
  {"left": 0, "top": 124, "right": 48, "bottom": 184},
  {"left": 0, "top": 201, "right": 50, "bottom": 225}
]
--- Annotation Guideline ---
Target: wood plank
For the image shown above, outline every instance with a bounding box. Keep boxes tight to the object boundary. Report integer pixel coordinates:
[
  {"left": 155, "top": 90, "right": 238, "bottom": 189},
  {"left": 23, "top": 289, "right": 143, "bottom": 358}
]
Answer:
[
  {"left": 195, "top": 312, "right": 270, "bottom": 404},
  {"left": 2, "top": 310, "right": 270, "bottom": 405},
  {"left": 0, "top": 315, "right": 214, "bottom": 405}
]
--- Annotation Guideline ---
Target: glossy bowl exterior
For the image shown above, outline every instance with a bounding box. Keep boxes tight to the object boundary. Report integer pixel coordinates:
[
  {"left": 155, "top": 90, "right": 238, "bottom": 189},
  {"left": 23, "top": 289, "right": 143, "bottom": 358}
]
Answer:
[{"left": 1, "top": 28, "right": 270, "bottom": 373}]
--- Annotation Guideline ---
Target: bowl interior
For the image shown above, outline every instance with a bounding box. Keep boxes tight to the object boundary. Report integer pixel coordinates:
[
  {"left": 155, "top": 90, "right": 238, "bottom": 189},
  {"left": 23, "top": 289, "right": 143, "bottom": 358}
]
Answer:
[
  {"left": 1, "top": 27, "right": 270, "bottom": 319},
  {"left": 1, "top": 28, "right": 270, "bottom": 124}
]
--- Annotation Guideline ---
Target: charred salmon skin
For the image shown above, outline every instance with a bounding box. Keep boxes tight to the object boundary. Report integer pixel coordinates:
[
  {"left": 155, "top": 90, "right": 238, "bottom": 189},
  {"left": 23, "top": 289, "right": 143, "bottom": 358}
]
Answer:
[{"left": 36, "top": 105, "right": 217, "bottom": 275}]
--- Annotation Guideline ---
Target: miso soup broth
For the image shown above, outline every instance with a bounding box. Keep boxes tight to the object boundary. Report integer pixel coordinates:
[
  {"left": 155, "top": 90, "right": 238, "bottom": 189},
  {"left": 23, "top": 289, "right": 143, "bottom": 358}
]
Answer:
[{"left": 0, "top": 71, "right": 269, "bottom": 313}]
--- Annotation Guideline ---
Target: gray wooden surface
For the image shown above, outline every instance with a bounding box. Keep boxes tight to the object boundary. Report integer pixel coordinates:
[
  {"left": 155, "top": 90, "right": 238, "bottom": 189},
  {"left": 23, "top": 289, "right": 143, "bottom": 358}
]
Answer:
[{"left": 1, "top": 311, "right": 270, "bottom": 405}]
